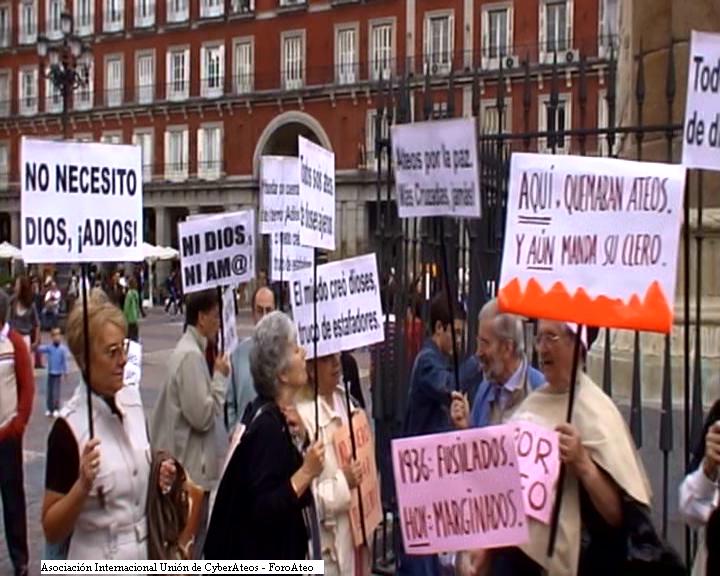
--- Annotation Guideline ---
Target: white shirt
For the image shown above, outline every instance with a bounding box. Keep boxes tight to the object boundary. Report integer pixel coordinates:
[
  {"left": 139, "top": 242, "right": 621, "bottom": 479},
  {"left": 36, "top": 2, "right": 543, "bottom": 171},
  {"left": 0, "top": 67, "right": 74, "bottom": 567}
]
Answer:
[{"left": 679, "top": 461, "right": 718, "bottom": 576}]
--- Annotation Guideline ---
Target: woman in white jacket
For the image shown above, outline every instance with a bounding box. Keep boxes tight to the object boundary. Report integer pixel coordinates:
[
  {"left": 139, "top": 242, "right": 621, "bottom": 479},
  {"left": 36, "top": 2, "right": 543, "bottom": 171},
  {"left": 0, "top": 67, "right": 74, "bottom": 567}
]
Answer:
[
  {"left": 296, "top": 352, "right": 367, "bottom": 576},
  {"left": 680, "top": 399, "right": 720, "bottom": 576}
]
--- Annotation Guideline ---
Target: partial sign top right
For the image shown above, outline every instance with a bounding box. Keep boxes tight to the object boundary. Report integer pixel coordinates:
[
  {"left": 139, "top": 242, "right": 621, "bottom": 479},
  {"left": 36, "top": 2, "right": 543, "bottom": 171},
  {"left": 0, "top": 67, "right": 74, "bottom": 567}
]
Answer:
[{"left": 683, "top": 30, "right": 720, "bottom": 170}]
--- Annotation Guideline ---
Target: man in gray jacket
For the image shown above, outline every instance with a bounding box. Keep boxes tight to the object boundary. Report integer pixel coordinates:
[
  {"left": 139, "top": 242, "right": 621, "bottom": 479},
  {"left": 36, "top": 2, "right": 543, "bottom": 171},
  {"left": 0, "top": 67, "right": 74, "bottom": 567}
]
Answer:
[{"left": 150, "top": 288, "right": 230, "bottom": 558}]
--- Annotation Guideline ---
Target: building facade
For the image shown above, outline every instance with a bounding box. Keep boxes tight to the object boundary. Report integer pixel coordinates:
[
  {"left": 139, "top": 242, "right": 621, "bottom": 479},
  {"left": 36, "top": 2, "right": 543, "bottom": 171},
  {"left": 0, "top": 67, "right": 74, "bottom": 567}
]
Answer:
[{"left": 0, "top": 0, "right": 617, "bottom": 263}]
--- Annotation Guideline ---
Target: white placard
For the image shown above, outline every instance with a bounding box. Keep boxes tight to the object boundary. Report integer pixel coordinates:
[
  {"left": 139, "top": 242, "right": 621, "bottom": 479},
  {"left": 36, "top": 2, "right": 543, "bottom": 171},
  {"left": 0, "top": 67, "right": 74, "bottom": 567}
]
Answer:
[
  {"left": 391, "top": 117, "right": 481, "bottom": 219},
  {"left": 298, "top": 136, "right": 336, "bottom": 250},
  {"left": 683, "top": 30, "right": 720, "bottom": 170},
  {"left": 123, "top": 340, "right": 142, "bottom": 387},
  {"left": 178, "top": 210, "right": 255, "bottom": 294},
  {"left": 498, "top": 153, "right": 686, "bottom": 334},
  {"left": 221, "top": 286, "right": 239, "bottom": 355},
  {"left": 269, "top": 234, "right": 314, "bottom": 282},
  {"left": 290, "top": 253, "right": 384, "bottom": 359},
  {"left": 259, "top": 156, "right": 300, "bottom": 235},
  {"left": 21, "top": 138, "right": 143, "bottom": 263}
]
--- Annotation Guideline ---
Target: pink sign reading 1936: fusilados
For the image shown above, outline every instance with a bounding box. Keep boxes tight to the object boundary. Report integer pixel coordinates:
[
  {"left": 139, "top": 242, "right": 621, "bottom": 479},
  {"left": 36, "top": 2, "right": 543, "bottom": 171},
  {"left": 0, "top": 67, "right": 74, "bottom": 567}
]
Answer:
[{"left": 391, "top": 425, "right": 529, "bottom": 556}]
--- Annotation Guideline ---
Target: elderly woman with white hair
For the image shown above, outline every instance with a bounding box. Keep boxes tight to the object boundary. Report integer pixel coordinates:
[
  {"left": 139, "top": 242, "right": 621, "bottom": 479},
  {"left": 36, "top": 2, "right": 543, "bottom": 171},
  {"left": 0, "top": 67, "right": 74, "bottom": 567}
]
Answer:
[{"left": 204, "top": 311, "right": 324, "bottom": 560}]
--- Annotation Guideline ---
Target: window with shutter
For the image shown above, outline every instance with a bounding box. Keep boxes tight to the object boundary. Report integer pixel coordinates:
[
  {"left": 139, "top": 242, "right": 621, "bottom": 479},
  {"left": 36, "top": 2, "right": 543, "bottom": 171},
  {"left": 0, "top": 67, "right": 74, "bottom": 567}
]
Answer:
[
  {"left": 336, "top": 28, "right": 356, "bottom": 85},
  {"left": 136, "top": 53, "right": 154, "bottom": 104},
  {"left": 135, "top": 0, "right": 155, "bottom": 27},
  {"left": 202, "top": 44, "right": 224, "bottom": 98},
  {"left": 19, "top": 68, "right": 37, "bottom": 115},
  {"left": 75, "top": 0, "right": 93, "bottom": 34},
  {"left": 539, "top": 94, "right": 571, "bottom": 153},
  {"left": 0, "top": 143, "right": 7, "bottom": 188},
  {"left": 234, "top": 40, "right": 253, "bottom": 94},
  {"left": 106, "top": 57, "right": 123, "bottom": 107},
  {"left": 46, "top": 75, "right": 62, "bottom": 113},
  {"left": 544, "top": 1, "right": 568, "bottom": 53},
  {"left": 282, "top": 34, "right": 303, "bottom": 90},
  {"left": 133, "top": 131, "right": 154, "bottom": 181},
  {"left": 425, "top": 14, "right": 452, "bottom": 75},
  {"left": 47, "top": 0, "right": 62, "bottom": 39},
  {"left": 370, "top": 22, "right": 392, "bottom": 81},
  {"left": 19, "top": 1, "right": 36, "bottom": 44},
  {"left": 75, "top": 57, "right": 93, "bottom": 110},
  {"left": 0, "top": 72, "right": 9, "bottom": 116},
  {"left": 166, "top": 128, "right": 188, "bottom": 180},
  {"left": 0, "top": 6, "right": 9, "bottom": 48},
  {"left": 168, "top": 0, "right": 188, "bottom": 22},
  {"left": 104, "top": 0, "right": 124, "bottom": 32},
  {"left": 168, "top": 48, "right": 189, "bottom": 100},
  {"left": 201, "top": 0, "right": 223, "bottom": 18},
  {"left": 198, "top": 125, "right": 222, "bottom": 179}
]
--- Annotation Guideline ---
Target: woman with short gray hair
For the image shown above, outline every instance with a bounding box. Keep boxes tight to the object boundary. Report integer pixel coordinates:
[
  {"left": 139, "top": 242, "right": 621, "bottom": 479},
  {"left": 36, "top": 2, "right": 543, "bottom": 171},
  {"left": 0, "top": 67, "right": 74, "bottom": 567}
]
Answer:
[{"left": 204, "top": 311, "right": 324, "bottom": 560}]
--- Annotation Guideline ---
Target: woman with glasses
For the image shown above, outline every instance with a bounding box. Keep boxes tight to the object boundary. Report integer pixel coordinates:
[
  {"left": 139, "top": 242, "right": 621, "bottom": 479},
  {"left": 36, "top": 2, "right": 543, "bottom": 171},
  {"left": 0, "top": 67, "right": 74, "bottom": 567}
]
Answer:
[{"left": 41, "top": 289, "right": 175, "bottom": 560}]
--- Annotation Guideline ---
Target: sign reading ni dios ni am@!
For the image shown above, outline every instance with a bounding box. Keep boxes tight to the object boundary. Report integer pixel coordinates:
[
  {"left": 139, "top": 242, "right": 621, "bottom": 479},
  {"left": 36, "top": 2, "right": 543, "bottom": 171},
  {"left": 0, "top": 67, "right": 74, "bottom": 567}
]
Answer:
[
  {"left": 498, "top": 153, "right": 686, "bottom": 333},
  {"left": 21, "top": 138, "right": 143, "bottom": 263},
  {"left": 333, "top": 410, "right": 383, "bottom": 547},
  {"left": 391, "top": 117, "right": 481, "bottom": 219},
  {"left": 683, "top": 30, "right": 720, "bottom": 170},
  {"left": 178, "top": 210, "right": 255, "bottom": 294},
  {"left": 298, "top": 136, "right": 336, "bottom": 251},
  {"left": 290, "top": 253, "right": 384, "bottom": 359},
  {"left": 391, "top": 425, "right": 528, "bottom": 555}
]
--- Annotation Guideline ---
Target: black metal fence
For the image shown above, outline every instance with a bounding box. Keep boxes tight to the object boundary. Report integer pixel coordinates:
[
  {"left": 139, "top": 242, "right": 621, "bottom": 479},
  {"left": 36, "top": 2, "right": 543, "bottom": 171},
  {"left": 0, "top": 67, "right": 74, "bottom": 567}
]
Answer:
[{"left": 369, "top": 38, "right": 708, "bottom": 573}]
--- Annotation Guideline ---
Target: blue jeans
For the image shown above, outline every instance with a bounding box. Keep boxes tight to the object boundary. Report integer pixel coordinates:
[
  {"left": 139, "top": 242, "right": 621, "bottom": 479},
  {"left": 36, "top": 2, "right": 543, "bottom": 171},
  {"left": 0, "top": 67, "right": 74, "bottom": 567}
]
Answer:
[{"left": 46, "top": 374, "right": 62, "bottom": 412}]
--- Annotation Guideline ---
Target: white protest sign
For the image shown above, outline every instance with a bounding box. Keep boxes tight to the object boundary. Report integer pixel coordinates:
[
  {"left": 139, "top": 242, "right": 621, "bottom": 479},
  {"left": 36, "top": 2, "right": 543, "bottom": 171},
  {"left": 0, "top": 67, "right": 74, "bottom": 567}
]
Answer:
[
  {"left": 498, "top": 153, "right": 686, "bottom": 333},
  {"left": 290, "top": 253, "right": 383, "bottom": 359},
  {"left": 221, "top": 286, "right": 239, "bottom": 355},
  {"left": 270, "top": 232, "right": 314, "bottom": 282},
  {"left": 123, "top": 340, "right": 142, "bottom": 387},
  {"left": 683, "top": 30, "right": 720, "bottom": 170},
  {"left": 259, "top": 156, "right": 299, "bottom": 235},
  {"left": 298, "top": 136, "right": 335, "bottom": 250},
  {"left": 178, "top": 210, "right": 255, "bottom": 294},
  {"left": 391, "top": 117, "right": 481, "bottom": 219},
  {"left": 21, "top": 138, "right": 143, "bottom": 263}
]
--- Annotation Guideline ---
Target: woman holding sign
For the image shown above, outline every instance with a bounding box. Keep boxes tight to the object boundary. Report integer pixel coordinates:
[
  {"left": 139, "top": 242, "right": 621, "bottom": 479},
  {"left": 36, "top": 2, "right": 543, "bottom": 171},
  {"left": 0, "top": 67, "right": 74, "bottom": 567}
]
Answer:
[
  {"left": 490, "top": 321, "right": 654, "bottom": 576},
  {"left": 296, "top": 352, "right": 369, "bottom": 576}
]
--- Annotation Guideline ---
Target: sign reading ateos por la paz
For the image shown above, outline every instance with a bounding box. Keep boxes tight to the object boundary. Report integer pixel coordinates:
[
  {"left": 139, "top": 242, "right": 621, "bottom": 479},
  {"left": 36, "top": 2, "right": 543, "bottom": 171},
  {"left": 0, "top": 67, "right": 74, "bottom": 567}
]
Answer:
[
  {"left": 21, "top": 138, "right": 143, "bottom": 263},
  {"left": 259, "top": 155, "right": 314, "bottom": 281},
  {"left": 290, "top": 253, "right": 384, "bottom": 359},
  {"left": 178, "top": 210, "right": 255, "bottom": 294},
  {"left": 498, "top": 153, "right": 686, "bottom": 333},
  {"left": 391, "top": 117, "right": 481, "bottom": 219},
  {"left": 298, "top": 136, "right": 335, "bottom": 251},
  {"left": 392, "top": 425, "right": 528, "bottom": 555},
  {"left": 683, "top": 30, "right": 720, "bottom": 170}
]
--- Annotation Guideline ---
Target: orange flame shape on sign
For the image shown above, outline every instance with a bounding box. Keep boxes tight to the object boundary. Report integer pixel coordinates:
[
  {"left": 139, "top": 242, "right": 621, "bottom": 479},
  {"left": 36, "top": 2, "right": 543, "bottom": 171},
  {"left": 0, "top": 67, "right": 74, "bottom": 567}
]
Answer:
[{"left": 498, "top": 278, "right": 673, "bottom": 334}]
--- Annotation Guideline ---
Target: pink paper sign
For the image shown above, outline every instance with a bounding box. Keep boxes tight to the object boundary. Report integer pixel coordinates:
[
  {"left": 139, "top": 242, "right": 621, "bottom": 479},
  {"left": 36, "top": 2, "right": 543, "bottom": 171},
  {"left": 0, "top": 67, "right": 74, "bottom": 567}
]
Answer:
[
  {"left": 512, "top": 421, "right": 561, "bottom": 525},
  {"left": 391, "top": 424, "right": 529, "bottom": 556}
]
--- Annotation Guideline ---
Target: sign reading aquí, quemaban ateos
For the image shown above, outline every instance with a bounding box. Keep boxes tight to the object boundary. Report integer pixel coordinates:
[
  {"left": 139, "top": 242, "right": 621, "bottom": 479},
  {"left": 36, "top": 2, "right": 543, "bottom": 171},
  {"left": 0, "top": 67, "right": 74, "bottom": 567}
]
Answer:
[
  {"left": 298, "top": 136, "right": 335, "bottom": 251},
  {"left": 392, "top": 425, "right": 528, "bottom": 555},
  {"left": 683, "top": 30, "right": 720, "bottom": 170},
  {"left": 21, "top": 138, "right": 143, "bottom": 263},
  {"left": 179, "top": 210, "right": 255, "bottom": 294},
  {"left": 498, "top": 153, "right": 686, "bottom": 333},
  {"left": 290, "top": 253, "right": 383, "bottom": 359},
  {"left": 391, "top": 117, "right": 481, "bottom": 219}
]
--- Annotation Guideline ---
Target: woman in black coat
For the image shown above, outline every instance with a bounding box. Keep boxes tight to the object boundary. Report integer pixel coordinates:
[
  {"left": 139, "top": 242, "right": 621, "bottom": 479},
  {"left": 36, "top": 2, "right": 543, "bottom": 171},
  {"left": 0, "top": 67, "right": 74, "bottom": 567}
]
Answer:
[{"left": 204, "top": 311, "right": 324, "bottom": 560}]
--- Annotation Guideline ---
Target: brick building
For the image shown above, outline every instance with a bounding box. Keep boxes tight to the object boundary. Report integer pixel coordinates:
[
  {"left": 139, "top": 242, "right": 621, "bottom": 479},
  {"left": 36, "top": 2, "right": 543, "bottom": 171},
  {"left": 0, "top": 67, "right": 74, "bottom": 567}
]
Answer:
[{"left": 0, "top": 0, "right": 618, "bottom": 262}]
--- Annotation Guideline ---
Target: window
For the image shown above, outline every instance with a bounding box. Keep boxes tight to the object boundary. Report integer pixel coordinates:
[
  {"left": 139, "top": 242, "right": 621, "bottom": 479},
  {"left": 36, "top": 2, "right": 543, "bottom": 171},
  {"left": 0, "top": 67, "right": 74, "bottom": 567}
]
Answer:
[
  {"left": 482, "top": 4, "right": 513, "bottom": 63},
  {"left": 19, "top": 67, "right": 37, "bottom": 115},
  {"left": 101, "top": 132, "right": 122, "bottom": 144},
  {"left": 231, "top": 0, "right": 254, "bottom": 13},
  {"left": 105, "top": 56, "right": 123, "bottom": 106},
  {"left": 201, "top": 43, "right": 224, "bottom": 98},
  {"left": 46, "top": 74, "right": 62, "bottom": 113},
  {"left": 480, "top": 99, "right": 511, "bottom": 134},
  {"left": 132, "top": 130, "right": 154, "bottom": 181},
  {"left": 599, "top": 0, "right": 618, "bottom": 56},
  {"left": 336, "top": 26, "right": 357, "bottom": 85},
  {"left": 279, "top": 0, "right": 305, "bottom": 6},
  {"left": 167, "top": 47, "right": 189, "bottom": 101},
  {"left": 370, "top": 21, "right": 393, "bottom": 81},
  {"left": 198, "top": 124, "right": 222, "bottom": 179},
  {"left": 597, "top": 91, "right": 617, "bottom": 156},
  {"left": 74, "top": 56, "right": 93, "bottom": 110},
  {"left": 136, "top": 52, "right": 154, "bottom": 104},
  {"left": 19, "top": 0, "right": 37, "bottom": 44},
  {"left": 365, "top": 109, "right": 389, "bottom": 169},
  {"left": 164, "top": 126, "right": 188, "bottom": 181},
  {"left": 167, "top": 0, "right": 188, "bottom": 23},
  {"left": 104, "top": 0, "right": 124, "bottom": 32},
  {"left": 135, "top": 0, "right": 155, "bottom": 27},
  {"left": 234, "top": 39, "right": 253, "bottom": 94},
  {"left": 0, "top": 143, "right": 7, "bottom": 188},
  {"left": 75, "top": 0, "right": 93, "bottom": 35},
  {"left": 45, "top": 0, "right": 63, "bottom": 39},
  {"left": 282, "top": 32, "right": 304, "bottom": 90},
  {"left": 0, "top": 71, "right": 9, "bottom": 116},
  {"left": 425, "top": 13, "right": 453, "bottom": 75},
  {"left": 540, "top": 0, "right": 571, "bottom": 55},
  {"left": 201, "top": 0, "right": 223, "bottom": 18},
  {"left": 539, "top": 94, "right": 571, "bottom": 153},
  {"left": 0, "top": 5, "right": 9, "bottom": 47}
]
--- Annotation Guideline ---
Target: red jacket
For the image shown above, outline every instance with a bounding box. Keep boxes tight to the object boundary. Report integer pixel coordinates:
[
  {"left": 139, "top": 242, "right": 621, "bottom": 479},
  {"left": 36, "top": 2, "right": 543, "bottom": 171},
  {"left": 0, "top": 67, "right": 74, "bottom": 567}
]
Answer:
[{"left": 0, "top": 329, "right": 35, "bottom": 442}]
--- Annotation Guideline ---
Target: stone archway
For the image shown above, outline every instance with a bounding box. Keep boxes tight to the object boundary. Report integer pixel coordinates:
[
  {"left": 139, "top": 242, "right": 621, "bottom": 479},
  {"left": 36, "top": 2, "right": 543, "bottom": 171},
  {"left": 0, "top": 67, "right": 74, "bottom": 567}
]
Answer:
[{"left": 252, "top": 111, "right": 333, "bottom": 176}]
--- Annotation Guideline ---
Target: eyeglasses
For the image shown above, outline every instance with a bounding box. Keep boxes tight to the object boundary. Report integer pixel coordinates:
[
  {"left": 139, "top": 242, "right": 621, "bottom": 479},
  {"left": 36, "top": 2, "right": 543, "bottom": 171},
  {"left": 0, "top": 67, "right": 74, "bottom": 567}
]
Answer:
[
  {"left": 102, "top": 338, "right": 130, "bottom": 362},
  {"left": 534, "top": 332, "right": 562, "bottom": 347}
]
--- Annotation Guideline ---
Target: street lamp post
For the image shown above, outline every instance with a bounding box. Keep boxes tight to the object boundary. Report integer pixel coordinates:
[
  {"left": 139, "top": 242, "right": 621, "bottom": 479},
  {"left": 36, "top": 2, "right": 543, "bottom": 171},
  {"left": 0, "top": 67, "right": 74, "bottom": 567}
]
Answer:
[{"left": 37, "top": 12, "right": 91, "bottom": 140}]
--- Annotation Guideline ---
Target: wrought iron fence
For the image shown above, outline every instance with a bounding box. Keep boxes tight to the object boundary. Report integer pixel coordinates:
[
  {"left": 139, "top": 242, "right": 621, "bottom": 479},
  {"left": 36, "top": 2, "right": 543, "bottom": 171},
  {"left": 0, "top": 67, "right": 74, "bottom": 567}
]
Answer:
[{"left": 369, "top": 38, "right": 707, "bottom": 573}]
